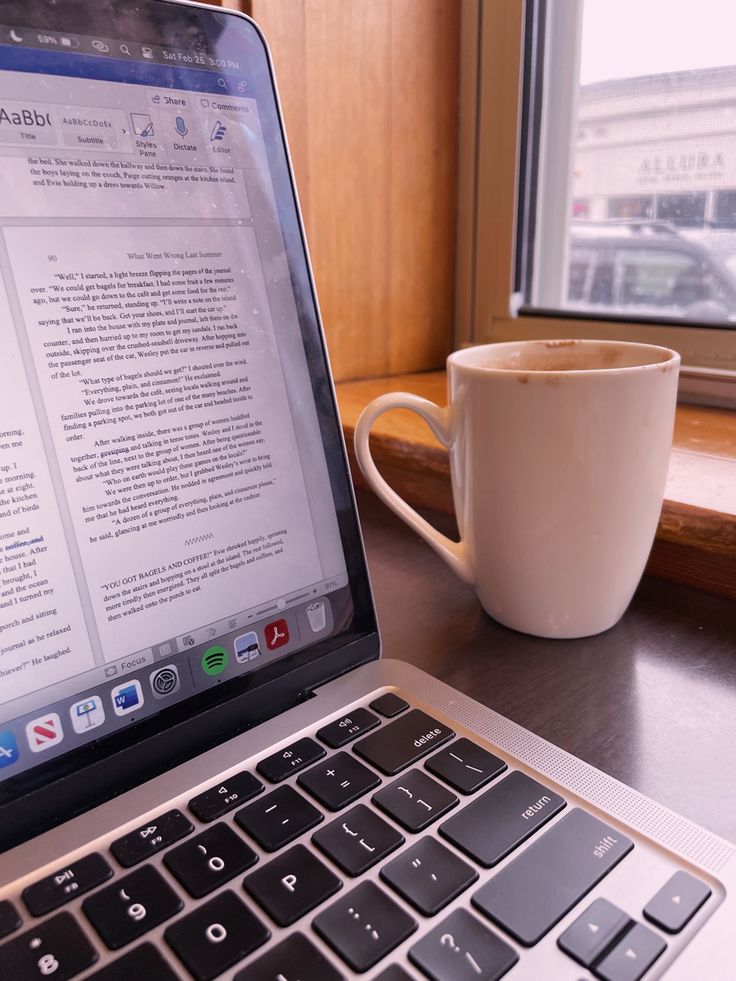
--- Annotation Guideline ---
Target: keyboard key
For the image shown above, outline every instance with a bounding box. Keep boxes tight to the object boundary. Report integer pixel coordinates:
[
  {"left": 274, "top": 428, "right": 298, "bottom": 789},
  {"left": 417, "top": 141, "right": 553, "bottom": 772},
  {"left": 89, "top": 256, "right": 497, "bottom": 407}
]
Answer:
[
  {"left": 82, "top": 864, "right": 183, "bottom": 950},
  {"left": 595, "top": 923, "right": 666, "bottom": 981},
  {"left": 472, "top": 808, "right": 634, "bottom": 946},
  {"left": 235, "top": 785, "right": 323, "bottom": 851},
  {"left": 381, "top": 837, "right": 477, "bottom": 915},
  {"left": 426, "top": 738, "right": 507, "bottom": 794},
  {"left": 373, "top": 966, "right": 414, "bottom": 981},
  {"left": 164, "top": 822, "right": 258, "bottom": 898},
  {"left": 354, "top": 709, "right": 454, "bottom": 775},
  {"left": 298, "top": 751, "right": 380, "bottom": 810},
  {"left": 23, "top": 853, "right": 113, "bottom": 916},
  {"left": 373, "top": 769, "right": 458, "bottom": 832},
  {"left": 0, "top": 911, "right": 98, "bottom": 981},
  {"left": 239, "top": 933, "right": 345, "bottom": 980},
  {"left": 244, "top": 843, "right": 342, "bottom": 925},
  {"left": 409, "top": 908, "right": 518, "bottom": 981},
  {"left": 369, "top": 693, "right": 409, "bottom": 718},
  {"left": 313, "top": 803, "right": 404, "bottom": 876},
  {"left": 314, "top": 881, "right": 417, "bottom": 972},
  {"left": 110, "top": 809, "right": 193, "bottom": 868},
  {"left": 189, "top": 770, "right": 263, "bottom": 822},
  {"left": 439, "top": 770, "right": 565, "bottom": 866},
  {"left": 87, "top": 943, "right": 180, "bottom": 980},
  {"left": 164, "top": 890, "right": 269, "bottom": 981},
  {"left": 256, "top": 737, "right": 325, "bottom": 783},
  {"left": 558, "top": 898, "right": 632, "bottom": 968},
  {"left": 317, "top": 708, "right": 380, "bottom": 747},
  {"left": 0, "top": 900, "right": 20, "bottom": 940},
  {"left": 643, "top": 870, "right": 711, "bottom": 933}
]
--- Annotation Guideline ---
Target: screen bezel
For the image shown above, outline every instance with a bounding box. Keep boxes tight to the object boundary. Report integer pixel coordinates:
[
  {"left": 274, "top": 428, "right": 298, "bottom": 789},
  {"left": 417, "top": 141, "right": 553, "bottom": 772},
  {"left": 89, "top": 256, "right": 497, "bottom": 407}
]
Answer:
[{"left": 0, "top": 0, "right": 380, "bottom": 852}]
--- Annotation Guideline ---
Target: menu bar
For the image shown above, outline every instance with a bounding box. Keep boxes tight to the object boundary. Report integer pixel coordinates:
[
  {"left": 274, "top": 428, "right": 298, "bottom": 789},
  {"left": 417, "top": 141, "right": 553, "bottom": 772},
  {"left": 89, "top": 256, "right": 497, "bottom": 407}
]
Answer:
[{"left": 0, "top": 24, "right": 245, "bottom": 83}]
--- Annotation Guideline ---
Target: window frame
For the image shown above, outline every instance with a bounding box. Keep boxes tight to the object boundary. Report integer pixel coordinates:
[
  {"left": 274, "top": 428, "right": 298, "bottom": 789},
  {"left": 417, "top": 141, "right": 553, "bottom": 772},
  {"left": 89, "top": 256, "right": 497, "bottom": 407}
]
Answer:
[{"left": 456, "top": 0, "right": 736, "bottom": 406}]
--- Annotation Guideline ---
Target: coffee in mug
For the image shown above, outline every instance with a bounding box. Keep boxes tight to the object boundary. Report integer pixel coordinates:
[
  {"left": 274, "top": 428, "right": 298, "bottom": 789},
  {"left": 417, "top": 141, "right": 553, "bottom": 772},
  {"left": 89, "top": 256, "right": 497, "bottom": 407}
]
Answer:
[{"left": 354, "top": 339, "right": 680, "bottom": 639}]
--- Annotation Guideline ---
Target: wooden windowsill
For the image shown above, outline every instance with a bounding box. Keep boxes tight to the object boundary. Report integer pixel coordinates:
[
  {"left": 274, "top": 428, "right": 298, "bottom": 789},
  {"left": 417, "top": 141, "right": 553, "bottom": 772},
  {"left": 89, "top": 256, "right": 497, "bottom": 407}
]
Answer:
[{"left": 336, "top": 371, "right": 736, "bottom": 601}]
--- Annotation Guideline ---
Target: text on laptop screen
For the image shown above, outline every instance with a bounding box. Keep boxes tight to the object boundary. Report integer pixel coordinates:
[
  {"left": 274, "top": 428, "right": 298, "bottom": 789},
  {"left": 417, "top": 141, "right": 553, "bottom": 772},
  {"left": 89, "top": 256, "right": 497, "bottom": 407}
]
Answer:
[{"left": 0, "top": 20, "right": 353, "bottom": 783}]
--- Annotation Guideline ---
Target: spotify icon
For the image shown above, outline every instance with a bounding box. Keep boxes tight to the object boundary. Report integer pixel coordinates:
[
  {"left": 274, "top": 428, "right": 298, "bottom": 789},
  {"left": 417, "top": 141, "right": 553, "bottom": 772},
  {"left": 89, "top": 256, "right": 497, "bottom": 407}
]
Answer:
[{"left": 201, "top": 646, "right": 229, "bottom": 676}]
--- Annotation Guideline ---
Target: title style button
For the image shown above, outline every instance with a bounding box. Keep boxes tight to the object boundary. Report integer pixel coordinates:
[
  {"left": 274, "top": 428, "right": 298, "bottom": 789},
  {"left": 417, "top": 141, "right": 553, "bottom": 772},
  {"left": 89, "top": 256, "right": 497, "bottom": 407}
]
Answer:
[
  {"left": 23, "top": 853, "right": 113, "bottom": 917},
  {"left": 353, "top": 710, "right": 454, "bottom": 775},
  {"left": 111, "top": 809, "right": 193, "bottom": 867}
]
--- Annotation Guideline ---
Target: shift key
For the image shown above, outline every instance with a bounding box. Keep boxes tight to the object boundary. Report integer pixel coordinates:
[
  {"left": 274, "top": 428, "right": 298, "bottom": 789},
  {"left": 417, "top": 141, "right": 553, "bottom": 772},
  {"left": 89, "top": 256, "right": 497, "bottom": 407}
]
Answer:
[
  {"left": 472, "top": 808, "right": 634, "bottom": 946},
  {"left": 354, "top": 710, "right": 454, "bottom": 775}
]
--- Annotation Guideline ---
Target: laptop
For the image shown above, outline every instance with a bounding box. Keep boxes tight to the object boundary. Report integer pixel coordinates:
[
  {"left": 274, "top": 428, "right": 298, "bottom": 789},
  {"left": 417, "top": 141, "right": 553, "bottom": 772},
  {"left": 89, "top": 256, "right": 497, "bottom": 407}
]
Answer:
[{"left": 0, "top": 2, "right": 732, "bottom": 979}]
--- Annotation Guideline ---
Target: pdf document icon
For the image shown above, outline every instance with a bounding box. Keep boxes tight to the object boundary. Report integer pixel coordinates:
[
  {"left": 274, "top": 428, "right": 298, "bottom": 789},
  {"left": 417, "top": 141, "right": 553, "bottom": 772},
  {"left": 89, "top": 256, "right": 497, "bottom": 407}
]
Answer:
[
  {"left": 26, "top": 713, "right": 64, "bottom": 753},
  {"left": 265, "top": 619, "right": 289, "bottom": 651}
]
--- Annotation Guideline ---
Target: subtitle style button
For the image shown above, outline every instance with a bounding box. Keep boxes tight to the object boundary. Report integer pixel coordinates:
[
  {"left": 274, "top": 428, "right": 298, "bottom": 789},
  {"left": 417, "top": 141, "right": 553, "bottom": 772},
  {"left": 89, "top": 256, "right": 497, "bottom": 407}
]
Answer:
[
  {"left": 110, "top": 809, "right": 193, "bottom": 867},
  {"left": 354, "top": 709, "right": 454, "bottom": 775},
  {"left": 189, "top": 770, "right": 263, "bottom": 822},
  {"left": 23, "top": 853, "right": 113, "bottom": 916},
  {"left": 256, "top": 737, "right": 325, "bottom": 782},
  {"left": 643, "top": 870, "right": 711, "bottom": 933},
  {"left": 0, "top": 911, "right": 98, "bottom": 981}
]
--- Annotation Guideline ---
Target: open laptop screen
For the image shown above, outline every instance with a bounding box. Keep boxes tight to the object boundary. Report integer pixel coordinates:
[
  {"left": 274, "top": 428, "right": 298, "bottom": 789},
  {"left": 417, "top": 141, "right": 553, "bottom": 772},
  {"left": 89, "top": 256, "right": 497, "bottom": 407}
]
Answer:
[{"left": 0, "top": 1, "right": 377, "bottom": 811}]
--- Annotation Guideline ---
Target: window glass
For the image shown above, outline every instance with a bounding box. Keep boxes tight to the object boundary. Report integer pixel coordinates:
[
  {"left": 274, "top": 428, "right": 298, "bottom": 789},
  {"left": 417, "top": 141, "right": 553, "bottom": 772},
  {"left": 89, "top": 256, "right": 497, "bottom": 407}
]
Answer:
[{"left": 532, "top": 0, "right": 736, "bottom": 328}]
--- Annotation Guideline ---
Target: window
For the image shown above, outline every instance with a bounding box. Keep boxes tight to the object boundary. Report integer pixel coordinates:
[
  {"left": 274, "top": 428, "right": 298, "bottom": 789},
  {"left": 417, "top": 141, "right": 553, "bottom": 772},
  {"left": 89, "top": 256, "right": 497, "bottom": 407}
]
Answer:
[{"left": 457, "top": 0, "right": 736, "bottom": 404}]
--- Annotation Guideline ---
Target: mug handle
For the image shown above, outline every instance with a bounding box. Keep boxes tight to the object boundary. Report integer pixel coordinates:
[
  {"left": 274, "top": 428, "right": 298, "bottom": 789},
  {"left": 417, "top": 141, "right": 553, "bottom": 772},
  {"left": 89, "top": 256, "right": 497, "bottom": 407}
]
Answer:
[{"left": 353, "top": 392, "right": 473, "bottom": 584}]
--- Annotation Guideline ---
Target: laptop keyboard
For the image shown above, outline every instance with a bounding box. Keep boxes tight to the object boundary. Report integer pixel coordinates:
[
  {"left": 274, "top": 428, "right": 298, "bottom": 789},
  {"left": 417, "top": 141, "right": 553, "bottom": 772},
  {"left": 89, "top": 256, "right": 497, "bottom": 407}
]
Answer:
[{"left": 0, "top": 693, "right": 713, "bottom": 980}]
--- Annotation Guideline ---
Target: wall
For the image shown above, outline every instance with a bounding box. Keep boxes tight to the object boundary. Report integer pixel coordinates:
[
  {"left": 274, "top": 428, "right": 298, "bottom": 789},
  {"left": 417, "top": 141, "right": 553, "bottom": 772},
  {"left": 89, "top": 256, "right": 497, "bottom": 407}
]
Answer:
[{"left": 244, "top": 0, "right": 460, "bottom": 381}]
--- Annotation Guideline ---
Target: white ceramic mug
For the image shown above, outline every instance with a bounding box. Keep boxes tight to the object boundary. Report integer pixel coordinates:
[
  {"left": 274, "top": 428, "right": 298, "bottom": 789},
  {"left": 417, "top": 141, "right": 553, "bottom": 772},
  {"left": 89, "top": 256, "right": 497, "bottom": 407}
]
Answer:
[{"left": 354, "top": 339, "right": 680, "bottom": 638}]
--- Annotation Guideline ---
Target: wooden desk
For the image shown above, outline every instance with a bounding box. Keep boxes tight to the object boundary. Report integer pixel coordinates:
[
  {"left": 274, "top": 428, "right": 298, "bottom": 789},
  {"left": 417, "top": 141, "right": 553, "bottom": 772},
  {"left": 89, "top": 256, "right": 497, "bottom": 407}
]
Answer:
[{"left": 356, "top": 490, "right": 736, "bottom": 844}]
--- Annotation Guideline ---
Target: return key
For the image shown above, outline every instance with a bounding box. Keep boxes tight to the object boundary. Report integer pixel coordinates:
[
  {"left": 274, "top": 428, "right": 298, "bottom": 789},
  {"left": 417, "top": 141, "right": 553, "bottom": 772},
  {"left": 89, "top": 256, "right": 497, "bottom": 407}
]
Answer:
[{"left": 439, "top": 770, "right": 565, "bottom": 866}]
